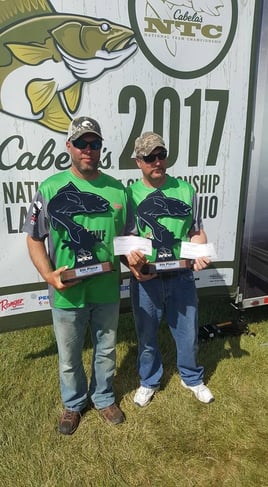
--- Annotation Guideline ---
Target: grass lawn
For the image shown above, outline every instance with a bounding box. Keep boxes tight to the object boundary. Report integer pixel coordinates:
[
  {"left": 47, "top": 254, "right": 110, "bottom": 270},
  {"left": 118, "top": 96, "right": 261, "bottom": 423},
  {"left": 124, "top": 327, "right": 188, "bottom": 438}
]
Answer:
[{"left": 0, "top": 298, "right": 268, "bottom": 487}]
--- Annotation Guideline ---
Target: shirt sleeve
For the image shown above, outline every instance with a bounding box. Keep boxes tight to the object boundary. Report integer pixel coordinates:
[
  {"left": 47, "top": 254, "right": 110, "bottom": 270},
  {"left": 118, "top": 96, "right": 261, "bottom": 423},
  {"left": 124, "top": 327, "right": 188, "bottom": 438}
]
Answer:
[
  {"left": 123, "top": 194, "right": 138, "bottom": 236},
  {"left": 22, "top": 191, "right": 49, "bottom": 240},
  {"left": 189, "top": 192, "right": 203, "bottom": 234}
]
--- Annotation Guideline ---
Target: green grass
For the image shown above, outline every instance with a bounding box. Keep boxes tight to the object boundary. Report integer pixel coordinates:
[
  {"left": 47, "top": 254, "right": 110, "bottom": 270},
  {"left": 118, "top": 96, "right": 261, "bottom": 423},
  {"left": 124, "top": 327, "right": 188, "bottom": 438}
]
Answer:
[{"left": 0, "top": 299, "right": 268, "bottom": 487}]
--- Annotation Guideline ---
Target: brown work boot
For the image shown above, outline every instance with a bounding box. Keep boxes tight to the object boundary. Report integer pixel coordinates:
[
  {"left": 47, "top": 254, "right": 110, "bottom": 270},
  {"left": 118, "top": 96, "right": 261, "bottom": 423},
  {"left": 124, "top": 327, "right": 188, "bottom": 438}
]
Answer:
[
  {"left": 98, "top": 403, "right": 125, "bottom": 425},
  {"left": 58, "top": 409, "right": 81, "bottom": 435}
]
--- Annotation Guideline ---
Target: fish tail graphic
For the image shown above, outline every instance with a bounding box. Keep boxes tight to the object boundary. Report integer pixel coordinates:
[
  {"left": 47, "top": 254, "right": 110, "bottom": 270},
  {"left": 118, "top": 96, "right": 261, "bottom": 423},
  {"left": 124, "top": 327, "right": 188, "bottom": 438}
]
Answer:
[
  {"left": 150, "top": 223, "right": 166, "bottom": 242},
  {"left": 50, "top": 214, "right": 83, "bottom": 243},
  {"left": 137, "top": 211, "right": 166, "bottom": 242},
  {"left": 68, "top": 223, "right": 83, "bottom": 243}
]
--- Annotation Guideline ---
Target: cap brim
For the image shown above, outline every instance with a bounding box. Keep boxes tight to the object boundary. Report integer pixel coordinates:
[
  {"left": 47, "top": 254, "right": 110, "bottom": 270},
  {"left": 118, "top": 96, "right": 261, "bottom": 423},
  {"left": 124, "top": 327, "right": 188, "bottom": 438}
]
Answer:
[{"left": 69, "top": 129, "right": 103, "bottom": 141}]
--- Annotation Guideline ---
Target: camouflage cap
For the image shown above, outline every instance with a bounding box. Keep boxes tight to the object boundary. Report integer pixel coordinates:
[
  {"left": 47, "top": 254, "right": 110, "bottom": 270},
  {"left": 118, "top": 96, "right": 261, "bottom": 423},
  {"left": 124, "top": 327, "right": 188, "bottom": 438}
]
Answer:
[
  {"left": 67, "top": 116, "right": 103, "bottom": 141},
  {"left": 134, "top": 132, "right": 165, "bottom": 158}
]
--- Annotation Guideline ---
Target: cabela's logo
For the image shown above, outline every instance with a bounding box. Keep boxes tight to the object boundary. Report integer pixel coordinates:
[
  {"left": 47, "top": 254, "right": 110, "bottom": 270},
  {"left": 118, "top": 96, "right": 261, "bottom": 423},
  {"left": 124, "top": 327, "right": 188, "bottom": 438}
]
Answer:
[
  {"left": 0, "top": 0, "right": 137, "bottom": 133},
  {"left": 129, "top": 0, "right": 237, "bottom": 79}
]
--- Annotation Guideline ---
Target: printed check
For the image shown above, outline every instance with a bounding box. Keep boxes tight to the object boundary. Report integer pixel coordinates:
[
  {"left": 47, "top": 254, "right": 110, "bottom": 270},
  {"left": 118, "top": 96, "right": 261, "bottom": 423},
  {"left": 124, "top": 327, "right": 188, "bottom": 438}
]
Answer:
[
  {"left": 113, "top": 236, "right": 152, "bottom": 256},
  {"left": 180, "top": 242, "right": 217, "bottom": 259}
]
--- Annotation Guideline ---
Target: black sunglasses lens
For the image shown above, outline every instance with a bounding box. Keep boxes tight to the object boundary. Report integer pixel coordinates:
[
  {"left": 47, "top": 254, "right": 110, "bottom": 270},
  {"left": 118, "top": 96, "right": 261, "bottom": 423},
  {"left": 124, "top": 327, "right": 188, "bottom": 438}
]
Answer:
[
  {"left": 158, "top": 149, "right": 167, "bottom": 160},
  {"left": 90, "top": 140, "right": 102, "bottom": 150},
  {"left": 143, "top": 149, "right": 167, "bottom": 163},
  {"left": 143, "top": 154, "right": 154, "bottom": 163},
  {"left": 73, "top": 139, "right": 87, "bottom": 149},
  {"left": 73, "top": 139, "right": 102, "bottom": 150}
]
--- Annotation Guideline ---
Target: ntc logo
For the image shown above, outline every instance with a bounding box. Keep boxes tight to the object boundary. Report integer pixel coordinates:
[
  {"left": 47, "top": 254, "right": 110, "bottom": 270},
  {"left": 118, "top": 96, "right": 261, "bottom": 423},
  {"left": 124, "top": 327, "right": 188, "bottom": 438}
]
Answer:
[{"left": 129, "top": 0, "right": 237, "bottom": 79}]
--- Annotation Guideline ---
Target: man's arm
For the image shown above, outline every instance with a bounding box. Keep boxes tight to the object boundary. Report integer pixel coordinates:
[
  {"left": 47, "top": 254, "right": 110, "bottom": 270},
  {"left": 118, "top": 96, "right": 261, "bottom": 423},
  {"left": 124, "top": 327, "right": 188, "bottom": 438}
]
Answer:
[{"left": 26, "top": 236, "right": 77, "bottom": 289}]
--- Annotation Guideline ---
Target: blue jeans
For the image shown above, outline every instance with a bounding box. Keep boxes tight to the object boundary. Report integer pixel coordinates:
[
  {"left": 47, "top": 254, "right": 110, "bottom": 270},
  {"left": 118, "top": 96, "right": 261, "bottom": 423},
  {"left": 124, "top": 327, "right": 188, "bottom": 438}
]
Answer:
[
  {"left": 130, "top": 270, "right": 204, "bottom": 388},
  {"left": 52, "top": 302, "right": 120, "bottom": 411}
]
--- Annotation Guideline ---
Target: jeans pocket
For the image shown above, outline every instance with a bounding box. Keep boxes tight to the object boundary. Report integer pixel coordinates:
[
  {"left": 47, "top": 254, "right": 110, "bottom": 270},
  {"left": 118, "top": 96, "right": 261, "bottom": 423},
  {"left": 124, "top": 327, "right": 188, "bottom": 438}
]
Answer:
[{"left": 180, "top": 270, "right": 195, "bottom": 282}]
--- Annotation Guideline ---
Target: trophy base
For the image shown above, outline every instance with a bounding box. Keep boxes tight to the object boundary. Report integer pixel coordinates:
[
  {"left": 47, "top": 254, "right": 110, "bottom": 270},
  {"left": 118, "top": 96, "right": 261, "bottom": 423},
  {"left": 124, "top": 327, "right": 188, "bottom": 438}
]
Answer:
[
  {"left": 61, "top": 261, "right": 113, "bottom": 283},
  {"left": 142, "top": 259, "right": 192, "bottom": 274}
]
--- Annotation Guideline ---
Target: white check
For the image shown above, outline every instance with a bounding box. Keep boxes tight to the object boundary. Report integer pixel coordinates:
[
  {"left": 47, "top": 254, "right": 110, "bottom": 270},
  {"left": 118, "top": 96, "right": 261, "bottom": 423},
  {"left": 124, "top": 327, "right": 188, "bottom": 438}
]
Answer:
[
  {"left": 180, "top": 242, "right": 217, "bottom": 259},
  {"left": 113, "top": 236, "right": 152, "bottom": 256}
]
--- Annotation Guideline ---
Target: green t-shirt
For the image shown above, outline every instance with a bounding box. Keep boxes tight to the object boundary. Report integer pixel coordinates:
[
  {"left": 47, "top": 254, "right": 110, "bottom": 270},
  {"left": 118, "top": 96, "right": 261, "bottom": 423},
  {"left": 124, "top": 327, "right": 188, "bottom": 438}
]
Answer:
[
  {"left": 24, "top": 170, "right": 133, "bottom": 307},
  {"left": 126, "top": 175, "right": 199, "bottom": 262}
]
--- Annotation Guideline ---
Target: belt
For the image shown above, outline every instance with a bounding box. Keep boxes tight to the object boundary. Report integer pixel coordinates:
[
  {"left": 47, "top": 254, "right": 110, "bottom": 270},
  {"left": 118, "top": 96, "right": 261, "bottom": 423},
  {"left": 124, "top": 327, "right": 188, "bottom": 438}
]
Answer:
[{"left": 157, "top": 271, "right": 180, "bottom": 279}]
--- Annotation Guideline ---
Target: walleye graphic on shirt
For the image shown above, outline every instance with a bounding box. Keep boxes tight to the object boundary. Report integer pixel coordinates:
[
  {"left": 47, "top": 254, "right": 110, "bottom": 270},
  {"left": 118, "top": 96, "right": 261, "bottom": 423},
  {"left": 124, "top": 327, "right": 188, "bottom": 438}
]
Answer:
[
  {"left": 0, "top": 0, "right": 137, "bottom": 133},
  {"left": 136, "top": 189, "right": 191, "bottom": 261},
  {"left": 47, "top": 182, "right": 110, "bottom": 266}
]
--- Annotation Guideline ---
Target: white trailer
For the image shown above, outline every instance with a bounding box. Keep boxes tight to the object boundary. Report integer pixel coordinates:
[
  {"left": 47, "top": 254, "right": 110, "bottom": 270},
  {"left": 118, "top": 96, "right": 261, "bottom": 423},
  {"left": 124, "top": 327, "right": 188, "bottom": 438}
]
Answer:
[{"left": 235, "top": 0, "right": 268, "bottom": 309}]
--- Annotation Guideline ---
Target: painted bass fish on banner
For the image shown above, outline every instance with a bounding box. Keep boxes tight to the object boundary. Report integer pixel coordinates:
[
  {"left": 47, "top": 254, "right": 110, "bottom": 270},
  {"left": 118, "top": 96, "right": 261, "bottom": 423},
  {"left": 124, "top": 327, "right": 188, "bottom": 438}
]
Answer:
[{"left": 0, "top": 0, "right": 137, "bottom": 133}]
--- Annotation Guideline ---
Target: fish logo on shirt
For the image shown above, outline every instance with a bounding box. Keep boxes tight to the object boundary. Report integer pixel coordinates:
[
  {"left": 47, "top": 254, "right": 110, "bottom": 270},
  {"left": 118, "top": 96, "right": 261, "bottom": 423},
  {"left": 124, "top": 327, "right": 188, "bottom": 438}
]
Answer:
[
  {"left": 0, "top": 0, "right": 137, "bottom": 132},
  {"left": 47, "top": 182, "right": 109, "bottom": 244},
  {"left": 136, "top": 189, "right": 191, "bottom": 247}
]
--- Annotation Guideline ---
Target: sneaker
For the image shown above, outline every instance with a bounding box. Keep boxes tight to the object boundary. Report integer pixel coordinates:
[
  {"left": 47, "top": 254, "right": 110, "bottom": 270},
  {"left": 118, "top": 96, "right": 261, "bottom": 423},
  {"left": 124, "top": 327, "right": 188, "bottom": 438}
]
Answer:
[
  {"left": 98, "top": 403, "right": 125, "bottom": 425},
  {"left": 134, "top": 385, "right": 158, "bottom": 407},
  {"left": 181, "top": 380, "right": 215, "bottom": 404},
  {"left": 58, "top": 409, "right": 81, "bottom": 435}
]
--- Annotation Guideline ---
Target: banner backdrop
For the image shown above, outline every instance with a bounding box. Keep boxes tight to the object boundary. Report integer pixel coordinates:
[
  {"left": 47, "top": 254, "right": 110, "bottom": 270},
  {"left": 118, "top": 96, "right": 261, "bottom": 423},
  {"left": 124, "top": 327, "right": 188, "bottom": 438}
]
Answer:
[{"left": 0, "top": 0, "right": 259, "bottom": 327}]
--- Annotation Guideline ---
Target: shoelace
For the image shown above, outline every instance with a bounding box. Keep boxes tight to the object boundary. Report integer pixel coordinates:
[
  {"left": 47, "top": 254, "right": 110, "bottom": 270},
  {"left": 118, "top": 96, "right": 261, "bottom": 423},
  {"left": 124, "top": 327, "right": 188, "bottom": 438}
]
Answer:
[{"left": 139, "top": 387, "right": 152, "bottom": 396}]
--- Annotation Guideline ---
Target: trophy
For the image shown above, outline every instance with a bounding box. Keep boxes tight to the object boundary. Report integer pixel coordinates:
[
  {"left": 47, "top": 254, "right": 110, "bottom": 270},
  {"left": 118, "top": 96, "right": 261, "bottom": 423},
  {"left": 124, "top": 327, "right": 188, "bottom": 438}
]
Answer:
[
  {"left": 60, "top": 227, "right": 113, "bottom": 283},
  {"left": 137, "top": 189, "right": 193, "bottom": 274},
  {"left": 47, "top": 182, "right": 113, "bottom": 283}
]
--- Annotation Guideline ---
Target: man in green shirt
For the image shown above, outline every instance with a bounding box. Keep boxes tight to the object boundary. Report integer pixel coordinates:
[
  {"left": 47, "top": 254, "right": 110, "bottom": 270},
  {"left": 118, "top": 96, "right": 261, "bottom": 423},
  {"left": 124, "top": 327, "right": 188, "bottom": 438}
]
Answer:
[
  {"left": 23, "top": 116, "right": 135, "bottom": 434},
  {"left": 126, "top": 132, "right": 214, "bottom": 407}
]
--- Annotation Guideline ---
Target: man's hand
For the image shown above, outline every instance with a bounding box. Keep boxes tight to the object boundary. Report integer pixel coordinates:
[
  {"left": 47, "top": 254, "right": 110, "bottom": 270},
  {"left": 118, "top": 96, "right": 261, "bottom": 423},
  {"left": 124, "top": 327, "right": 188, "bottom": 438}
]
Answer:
[
  {"left": 44, "top": 266, "right": 82, "bottom": 290},
  {"left": 26, "top": 237, "right": 81, "bottom": 290},
  {"left": 126, "top": 250, "right": 157, "bottom": 281},
  {"left": 193, "top": 257, "right": 211, "bottom": 272}
]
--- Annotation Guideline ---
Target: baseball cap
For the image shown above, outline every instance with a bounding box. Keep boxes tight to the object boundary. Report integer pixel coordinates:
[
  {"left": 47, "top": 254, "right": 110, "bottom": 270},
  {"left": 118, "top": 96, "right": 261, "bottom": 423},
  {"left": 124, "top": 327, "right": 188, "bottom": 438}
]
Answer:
[
  {"left": 135, "top": 132, "right": 165, "bottom": 157},
  {"left": 67, "top": 116, "right": 103, "bottom": 141}
]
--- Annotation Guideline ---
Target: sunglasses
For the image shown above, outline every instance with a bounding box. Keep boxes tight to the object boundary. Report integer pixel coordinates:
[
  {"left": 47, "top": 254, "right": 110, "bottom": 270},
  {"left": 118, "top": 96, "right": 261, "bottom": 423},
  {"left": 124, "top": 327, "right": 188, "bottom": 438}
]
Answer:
[
  {"left": 142, "top": 149, "right": 167, "bottom": 163},
  {"left": 72, "top": 138, "right": 102, "bottom": 150}
]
